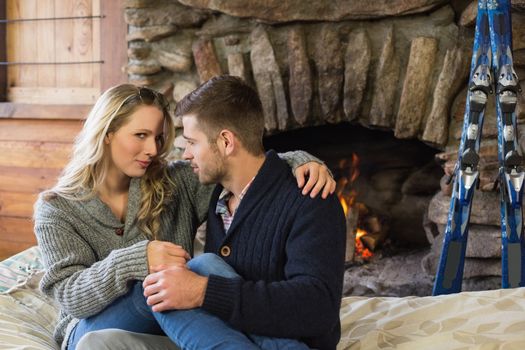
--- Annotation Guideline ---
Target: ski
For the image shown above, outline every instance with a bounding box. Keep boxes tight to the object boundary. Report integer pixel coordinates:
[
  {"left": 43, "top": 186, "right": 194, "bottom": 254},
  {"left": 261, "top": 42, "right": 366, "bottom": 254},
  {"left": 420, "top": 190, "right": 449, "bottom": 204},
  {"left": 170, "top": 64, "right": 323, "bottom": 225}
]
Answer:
[
  {"left": 433, "top": 0, "right": 492, "bottom": 295},
  {"left": 433, "top": 0, "right": 523, "bottom": 295},
  {"left": 488, "top": 0, "right": 525, "bottom": 288}
]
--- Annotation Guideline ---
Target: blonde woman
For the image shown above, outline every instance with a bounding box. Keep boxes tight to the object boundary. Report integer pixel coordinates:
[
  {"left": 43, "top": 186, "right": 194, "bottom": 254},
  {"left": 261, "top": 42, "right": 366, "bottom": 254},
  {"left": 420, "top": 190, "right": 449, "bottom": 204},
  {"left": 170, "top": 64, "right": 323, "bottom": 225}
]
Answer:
[{"left": 33, "top": 84, "right": 335, "bottom": 349}]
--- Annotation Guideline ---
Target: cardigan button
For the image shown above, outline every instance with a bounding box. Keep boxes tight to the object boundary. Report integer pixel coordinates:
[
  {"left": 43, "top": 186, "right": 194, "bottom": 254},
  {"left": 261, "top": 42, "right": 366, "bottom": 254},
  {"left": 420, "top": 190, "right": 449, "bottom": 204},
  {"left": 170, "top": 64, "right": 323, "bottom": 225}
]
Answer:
[
  {"left": 115, "top": 228, "right": 124, "bottom": 236},
  {"left": 220, "top": 245, "right": 231, "bottom": 257}
]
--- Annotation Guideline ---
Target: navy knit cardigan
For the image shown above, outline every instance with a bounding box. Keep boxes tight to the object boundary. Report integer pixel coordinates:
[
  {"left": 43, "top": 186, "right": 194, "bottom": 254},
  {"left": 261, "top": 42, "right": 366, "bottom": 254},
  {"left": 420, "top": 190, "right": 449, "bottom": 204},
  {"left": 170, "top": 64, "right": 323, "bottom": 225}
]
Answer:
[{"left": 202, "top": 150, "right": 346, "bottom": 350}]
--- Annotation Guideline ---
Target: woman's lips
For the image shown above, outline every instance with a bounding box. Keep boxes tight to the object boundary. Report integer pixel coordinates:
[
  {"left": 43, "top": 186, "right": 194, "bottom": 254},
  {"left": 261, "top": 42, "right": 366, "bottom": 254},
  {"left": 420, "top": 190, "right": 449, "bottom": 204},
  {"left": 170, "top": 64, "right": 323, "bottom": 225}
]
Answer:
[{"left": 137, "top": 160, "right": 151, "bottom": 168}]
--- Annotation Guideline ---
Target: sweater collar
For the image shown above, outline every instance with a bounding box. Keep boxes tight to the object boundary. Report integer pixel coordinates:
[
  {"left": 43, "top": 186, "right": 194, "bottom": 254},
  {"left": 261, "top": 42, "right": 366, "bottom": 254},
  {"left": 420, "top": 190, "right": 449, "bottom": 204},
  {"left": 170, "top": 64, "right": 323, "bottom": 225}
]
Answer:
[
  {"left": 212, "top": 150, "right": 289, "bottom": 234},
  {"left": 80, "top": 177, "right": 141, "bottom": 230}
]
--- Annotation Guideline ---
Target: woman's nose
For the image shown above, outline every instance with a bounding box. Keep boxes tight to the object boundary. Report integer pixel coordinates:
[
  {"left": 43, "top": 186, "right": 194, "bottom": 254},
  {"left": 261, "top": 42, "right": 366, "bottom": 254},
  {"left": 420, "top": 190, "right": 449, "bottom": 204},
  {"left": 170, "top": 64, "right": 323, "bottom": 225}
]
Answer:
[{"left": 145, "top": 137, "right": 158, "bottom": 157}]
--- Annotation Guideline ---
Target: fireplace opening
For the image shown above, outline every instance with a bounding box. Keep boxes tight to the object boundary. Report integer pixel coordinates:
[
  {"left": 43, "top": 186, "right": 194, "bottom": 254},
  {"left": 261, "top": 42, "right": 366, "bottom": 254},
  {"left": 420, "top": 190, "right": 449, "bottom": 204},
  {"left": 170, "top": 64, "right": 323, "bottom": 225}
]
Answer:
[
  {"left": 264, "top": 123, "right": 444, "bottom": 296},
  {"left": 264, "top": 123, "right": 443, "bottom": 246}
]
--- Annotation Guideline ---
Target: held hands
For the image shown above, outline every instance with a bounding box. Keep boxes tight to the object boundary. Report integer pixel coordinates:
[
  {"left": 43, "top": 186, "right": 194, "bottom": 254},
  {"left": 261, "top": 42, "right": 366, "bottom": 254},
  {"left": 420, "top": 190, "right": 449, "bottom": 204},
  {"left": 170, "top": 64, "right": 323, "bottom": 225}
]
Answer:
[
  {"left": 143, "top": 267, "right": 208, "bottom": 312},
  {"left": 295, "top": 162, "right": 336, "bottom": 199},
  {"left": 146, "top": 241, "right": 191, "bottom": 273}
]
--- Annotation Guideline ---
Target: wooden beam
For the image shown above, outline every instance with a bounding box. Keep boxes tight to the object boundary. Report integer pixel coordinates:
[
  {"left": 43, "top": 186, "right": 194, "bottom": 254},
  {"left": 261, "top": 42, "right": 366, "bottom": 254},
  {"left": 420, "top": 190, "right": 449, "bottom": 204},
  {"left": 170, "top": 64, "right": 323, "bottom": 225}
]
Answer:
[
  {"left": 0, "top": 119, "right": 83, "bottom": 142},
  {"left": 100, "top": 0, "right": 127, "bottom": 91},
  {"left": 0, "top": 0, "right": 6, "bottom": 102},
  {"left": 0, "top": 103, "right": 91, "bottom": 119}
]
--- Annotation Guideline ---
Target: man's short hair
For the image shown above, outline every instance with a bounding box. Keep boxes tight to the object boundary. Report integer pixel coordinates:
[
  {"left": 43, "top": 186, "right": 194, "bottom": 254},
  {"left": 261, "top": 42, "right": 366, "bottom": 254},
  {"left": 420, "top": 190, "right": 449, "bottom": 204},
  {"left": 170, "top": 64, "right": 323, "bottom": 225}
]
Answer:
[{"left": 175, "top": 75, "right": 265, "bottom": 155}]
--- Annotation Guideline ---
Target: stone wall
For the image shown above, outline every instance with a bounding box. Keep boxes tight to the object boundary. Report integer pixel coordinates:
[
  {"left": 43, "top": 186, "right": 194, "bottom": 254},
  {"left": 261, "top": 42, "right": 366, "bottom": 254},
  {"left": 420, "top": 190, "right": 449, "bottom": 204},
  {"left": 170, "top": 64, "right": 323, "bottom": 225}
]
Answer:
[
  {"left": 125, "top": 1, "right": 467, "bottom": 144},
  {"left": 124, "top": 0, "right": 524, "bottom": 144}
]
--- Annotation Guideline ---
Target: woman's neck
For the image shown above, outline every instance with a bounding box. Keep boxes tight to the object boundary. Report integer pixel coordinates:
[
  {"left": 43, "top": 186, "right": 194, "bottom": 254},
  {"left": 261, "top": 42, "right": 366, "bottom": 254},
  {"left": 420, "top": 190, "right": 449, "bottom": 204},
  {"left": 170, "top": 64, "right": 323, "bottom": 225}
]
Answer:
[
  {"left": 101, "top": 168, "right": 131, "bottom": 196},
  {"left": 98, "top": 170, "right": 131, "bottom": 223}
]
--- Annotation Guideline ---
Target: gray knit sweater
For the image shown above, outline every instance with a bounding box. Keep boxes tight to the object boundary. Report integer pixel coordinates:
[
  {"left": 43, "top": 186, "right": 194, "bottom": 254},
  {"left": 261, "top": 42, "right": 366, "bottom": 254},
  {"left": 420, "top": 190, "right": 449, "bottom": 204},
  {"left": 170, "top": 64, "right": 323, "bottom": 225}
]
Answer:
[{"left": 33, "top": 152, "right": 314, "bottom": 347}]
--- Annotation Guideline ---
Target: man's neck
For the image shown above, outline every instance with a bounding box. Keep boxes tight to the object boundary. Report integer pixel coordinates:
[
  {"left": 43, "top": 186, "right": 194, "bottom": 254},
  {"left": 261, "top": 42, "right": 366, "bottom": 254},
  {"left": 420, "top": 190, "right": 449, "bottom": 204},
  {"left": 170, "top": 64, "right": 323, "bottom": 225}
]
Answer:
[{"left": 221, "top": 152, "right": 265, "bottom": 198}]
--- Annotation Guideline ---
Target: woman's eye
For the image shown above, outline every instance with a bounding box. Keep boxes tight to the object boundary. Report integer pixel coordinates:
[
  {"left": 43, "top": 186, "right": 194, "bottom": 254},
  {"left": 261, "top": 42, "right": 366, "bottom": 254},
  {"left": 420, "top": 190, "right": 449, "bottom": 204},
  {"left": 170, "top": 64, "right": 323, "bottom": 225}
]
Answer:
[{"left": 136, "top": 133, "right": 146, "bottom": 139}]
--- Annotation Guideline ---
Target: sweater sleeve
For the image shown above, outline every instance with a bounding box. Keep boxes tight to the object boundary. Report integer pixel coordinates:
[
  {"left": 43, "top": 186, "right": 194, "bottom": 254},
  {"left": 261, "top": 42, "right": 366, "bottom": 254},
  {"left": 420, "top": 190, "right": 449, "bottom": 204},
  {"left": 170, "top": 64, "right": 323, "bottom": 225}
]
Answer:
[
  {"left": 168, "top": 160, "right": 214, "bottom": 224},
  {"left": 34, "top": 199, "right": 150, "bottom": 319},
  {"left": 202, "top": 195, "right": 347, "bottom": 338},
  {"left": 277, "top": 150, "right": 324, "bottom": 174}
]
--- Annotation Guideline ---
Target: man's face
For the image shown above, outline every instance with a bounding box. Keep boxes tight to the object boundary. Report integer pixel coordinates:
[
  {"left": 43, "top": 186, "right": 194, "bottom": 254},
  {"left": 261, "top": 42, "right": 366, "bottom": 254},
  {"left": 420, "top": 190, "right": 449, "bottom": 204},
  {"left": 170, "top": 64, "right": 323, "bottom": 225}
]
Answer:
[{"left": 182, "top": 115, "right": 226, "bottom": 184}]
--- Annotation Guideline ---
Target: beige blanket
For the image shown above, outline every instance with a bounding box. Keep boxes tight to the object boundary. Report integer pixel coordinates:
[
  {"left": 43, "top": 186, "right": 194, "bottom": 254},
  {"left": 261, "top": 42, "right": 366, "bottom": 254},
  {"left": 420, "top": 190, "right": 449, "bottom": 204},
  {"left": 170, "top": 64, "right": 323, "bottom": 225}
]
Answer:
[
  {"left": 338, "top": 288, "right": 525, "bottom": 349},
  {"left": 2, "top": 247, "right": 525, "bottom": 350}
]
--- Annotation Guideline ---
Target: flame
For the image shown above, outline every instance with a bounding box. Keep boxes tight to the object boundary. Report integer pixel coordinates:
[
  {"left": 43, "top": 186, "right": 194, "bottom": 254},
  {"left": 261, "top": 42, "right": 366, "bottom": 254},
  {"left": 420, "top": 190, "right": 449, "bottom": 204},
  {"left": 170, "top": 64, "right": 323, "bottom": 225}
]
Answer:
[
  {"left": 336, "top": 153, "right": 373, "bottom": 261},
  {"left": 355, "top": 228, "right": 373, "bottom": 260},
  {"left": 340, "top": 197, "right": 349, "bottom": 216}
]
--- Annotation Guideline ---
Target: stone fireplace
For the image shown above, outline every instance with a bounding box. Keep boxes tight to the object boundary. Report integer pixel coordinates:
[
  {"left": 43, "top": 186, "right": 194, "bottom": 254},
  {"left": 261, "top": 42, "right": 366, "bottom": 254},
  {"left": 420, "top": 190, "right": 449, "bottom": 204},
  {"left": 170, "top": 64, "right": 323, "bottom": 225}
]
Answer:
[{"left": 125, "top": 0, "right": 525, "bottom": 296}]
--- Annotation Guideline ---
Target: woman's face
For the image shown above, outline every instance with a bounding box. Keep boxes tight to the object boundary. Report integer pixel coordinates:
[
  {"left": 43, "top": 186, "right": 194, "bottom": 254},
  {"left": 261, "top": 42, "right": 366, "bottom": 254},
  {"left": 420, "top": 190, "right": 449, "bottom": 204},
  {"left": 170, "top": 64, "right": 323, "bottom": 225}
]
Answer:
[{"left": 105, "top": 105, "right": 165, "bottom": 180}]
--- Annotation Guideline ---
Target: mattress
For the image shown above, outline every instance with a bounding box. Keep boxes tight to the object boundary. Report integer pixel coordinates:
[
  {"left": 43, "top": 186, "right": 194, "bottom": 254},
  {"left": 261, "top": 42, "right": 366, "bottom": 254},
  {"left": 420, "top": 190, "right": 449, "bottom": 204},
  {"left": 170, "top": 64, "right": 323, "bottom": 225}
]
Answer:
[{"left": 1, "top": 247, "right": 525, "bottom": 350}]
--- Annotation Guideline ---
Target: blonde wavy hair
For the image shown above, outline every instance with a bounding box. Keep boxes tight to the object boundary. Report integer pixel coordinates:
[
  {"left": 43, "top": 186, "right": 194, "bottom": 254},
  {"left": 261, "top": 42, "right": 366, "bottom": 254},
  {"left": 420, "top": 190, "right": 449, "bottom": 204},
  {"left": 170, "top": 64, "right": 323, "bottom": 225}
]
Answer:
[{"left": 41, "top": 84, "right": 176, "bottom": 240}]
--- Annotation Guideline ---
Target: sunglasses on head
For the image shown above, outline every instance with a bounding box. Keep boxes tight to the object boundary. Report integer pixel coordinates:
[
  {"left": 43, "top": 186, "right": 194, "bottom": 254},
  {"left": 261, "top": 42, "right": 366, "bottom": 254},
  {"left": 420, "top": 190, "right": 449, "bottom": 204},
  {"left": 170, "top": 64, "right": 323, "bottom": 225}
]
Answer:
[{"left": 137, "top": 87, "right": 170, "bottom": 111}]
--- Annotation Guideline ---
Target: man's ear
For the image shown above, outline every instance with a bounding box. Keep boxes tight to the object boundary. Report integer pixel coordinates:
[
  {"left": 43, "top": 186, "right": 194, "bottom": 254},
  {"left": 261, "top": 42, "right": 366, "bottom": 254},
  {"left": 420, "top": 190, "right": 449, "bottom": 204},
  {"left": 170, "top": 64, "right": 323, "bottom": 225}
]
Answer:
[{"left": 217, "top": 129, "right": 235, "bottom": 155}]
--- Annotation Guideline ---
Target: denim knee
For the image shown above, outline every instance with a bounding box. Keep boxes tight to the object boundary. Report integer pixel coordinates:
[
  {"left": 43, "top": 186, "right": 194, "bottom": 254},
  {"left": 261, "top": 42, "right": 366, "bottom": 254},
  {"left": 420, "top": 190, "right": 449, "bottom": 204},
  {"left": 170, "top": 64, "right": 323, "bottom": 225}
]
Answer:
[
  {"left": 76, "top": 330, "right": 112, "bottom": 350},
  {"left": 188, "top": 253, "right": 238, "bottom": 278}
]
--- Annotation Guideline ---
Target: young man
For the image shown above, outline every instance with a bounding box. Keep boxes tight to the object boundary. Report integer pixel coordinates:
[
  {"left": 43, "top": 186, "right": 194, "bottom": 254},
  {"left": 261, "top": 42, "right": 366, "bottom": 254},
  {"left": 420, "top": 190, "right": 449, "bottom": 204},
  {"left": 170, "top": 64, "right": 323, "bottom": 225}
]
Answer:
[
  {"left": 77, "top": 76, "right": 346, "bottom": 350},
  {"left": 144, "top": 75, "right": 346, "bottom": 348}
]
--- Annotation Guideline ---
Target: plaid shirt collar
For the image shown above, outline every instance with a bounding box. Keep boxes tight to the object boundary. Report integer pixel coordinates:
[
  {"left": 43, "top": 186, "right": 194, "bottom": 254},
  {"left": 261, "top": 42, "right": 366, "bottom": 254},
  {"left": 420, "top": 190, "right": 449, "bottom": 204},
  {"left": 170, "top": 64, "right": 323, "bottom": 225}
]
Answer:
[{"left": 215, "top": 177, "right": 255, "bottom": 217}]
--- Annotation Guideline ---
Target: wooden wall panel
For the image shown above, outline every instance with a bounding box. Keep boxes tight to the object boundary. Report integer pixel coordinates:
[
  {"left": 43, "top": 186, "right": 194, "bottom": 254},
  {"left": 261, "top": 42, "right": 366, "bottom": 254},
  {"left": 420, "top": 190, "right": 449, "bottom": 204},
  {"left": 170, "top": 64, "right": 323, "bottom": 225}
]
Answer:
[
  {"left": 0, "top": 217, "right": 34, "bottom": 243},
  {"left": 100, "top": 0, "right": 127, "bottom": 91},
  {"left": 0, "top": 241, "right": 35, "bottom": 261},
  {"left": 0, "top": 166, "right": 60, "bottom": 193},
  {"left": 6, "top": 0, "right": 100, "bottom": 104},
  {"left": 0, "top": 191, "right": 37, "bottom": 217},
  {"left": 0, "top": 140, "right": 73, "bottom": 168},
  {"left": 0, "top": 0, "right": 7, "bottom": 101},
  {"left": 0, "top": 216, "right": 35, "bottom": 260},
  {"left": 0, "top": 0, "right": 126, "bottom": 260},
  {"left": 37, "top": 0, "right": 56, "bottom": 87},
  {"left": 6, "top": 0, "right": 20, "bottom": 89}
]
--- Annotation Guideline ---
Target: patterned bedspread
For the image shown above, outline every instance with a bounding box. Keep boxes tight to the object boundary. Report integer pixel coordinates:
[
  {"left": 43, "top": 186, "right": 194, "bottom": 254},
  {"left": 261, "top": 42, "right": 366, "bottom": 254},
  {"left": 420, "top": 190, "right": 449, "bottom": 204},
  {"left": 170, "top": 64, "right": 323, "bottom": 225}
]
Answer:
[{"left": 1, "top": 247, "right": 525, "bottom": 350}]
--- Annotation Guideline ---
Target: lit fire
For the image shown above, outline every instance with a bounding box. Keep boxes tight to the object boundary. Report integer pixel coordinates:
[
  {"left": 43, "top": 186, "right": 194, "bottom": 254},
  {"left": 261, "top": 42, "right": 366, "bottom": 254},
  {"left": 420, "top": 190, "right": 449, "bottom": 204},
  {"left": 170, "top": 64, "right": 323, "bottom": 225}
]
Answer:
[
  {"left": 337, "top": 153, "right": 373, "bottom": 261},
  {"left": 355, "top": 228, "right": 373, "bottom": 260}
]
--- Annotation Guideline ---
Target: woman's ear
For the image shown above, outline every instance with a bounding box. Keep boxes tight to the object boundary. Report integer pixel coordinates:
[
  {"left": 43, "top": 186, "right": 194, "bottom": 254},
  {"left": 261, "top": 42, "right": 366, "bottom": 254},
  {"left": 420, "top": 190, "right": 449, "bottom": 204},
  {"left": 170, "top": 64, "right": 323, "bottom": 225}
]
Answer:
[{"left": 104, "top": 132, "right": 112, "bottom": 145}]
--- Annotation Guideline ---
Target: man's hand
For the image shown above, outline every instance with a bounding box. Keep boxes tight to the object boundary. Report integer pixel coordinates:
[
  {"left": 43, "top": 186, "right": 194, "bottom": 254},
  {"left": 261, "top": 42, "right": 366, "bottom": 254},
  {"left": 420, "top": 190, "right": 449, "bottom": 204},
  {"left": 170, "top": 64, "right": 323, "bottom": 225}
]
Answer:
[
  {"left": 143, "top": 267, "right": 208, "bottom": 312},
  {"left": 295, "top": 162, "right": 336, "bottom": 199},
  {"left": 147, "top": 241, "right": 191, "bottom": 273}
]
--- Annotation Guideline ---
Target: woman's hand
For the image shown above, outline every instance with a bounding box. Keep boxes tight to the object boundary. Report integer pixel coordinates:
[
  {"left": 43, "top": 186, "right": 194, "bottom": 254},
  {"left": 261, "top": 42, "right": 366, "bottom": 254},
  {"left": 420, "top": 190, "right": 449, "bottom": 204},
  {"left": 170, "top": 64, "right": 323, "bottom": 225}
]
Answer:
[
  {"left": 147, "top": 241, "right": 191, "bottom": 273},
  {"left": 295, "top": 162, "right": 336, "bottom": 199}
]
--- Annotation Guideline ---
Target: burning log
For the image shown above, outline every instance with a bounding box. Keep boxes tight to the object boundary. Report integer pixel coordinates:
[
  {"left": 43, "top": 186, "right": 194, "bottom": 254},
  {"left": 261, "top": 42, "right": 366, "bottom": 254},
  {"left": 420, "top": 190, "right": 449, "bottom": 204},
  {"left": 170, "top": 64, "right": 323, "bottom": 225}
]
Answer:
[
  {"left": 359, "top": 215, "right": 388, "bottom": 251},
  {"left": 336, "top": 152, "right": 391, "bottom": 262},
  {"left": 344, "top": 202, "right": 358, "bottom": 263},
  {"left": 360, "top": 231, "right": 388, "bottom": 251}
]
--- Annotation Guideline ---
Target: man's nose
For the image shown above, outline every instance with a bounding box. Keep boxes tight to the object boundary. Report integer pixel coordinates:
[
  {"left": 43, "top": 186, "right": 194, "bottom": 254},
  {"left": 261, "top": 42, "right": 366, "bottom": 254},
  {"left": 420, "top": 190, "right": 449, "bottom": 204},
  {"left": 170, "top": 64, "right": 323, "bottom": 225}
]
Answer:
[{"left": 182, "top": 147, "right": 192, "bottom": 160}]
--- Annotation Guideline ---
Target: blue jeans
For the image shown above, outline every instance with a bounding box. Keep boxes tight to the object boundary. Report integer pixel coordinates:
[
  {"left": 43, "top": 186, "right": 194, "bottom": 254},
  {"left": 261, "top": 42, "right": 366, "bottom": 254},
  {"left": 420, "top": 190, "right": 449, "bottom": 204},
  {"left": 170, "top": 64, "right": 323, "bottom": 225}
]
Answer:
[{"left": 68, "top": 253, "right": 308, "bottom": 350}]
